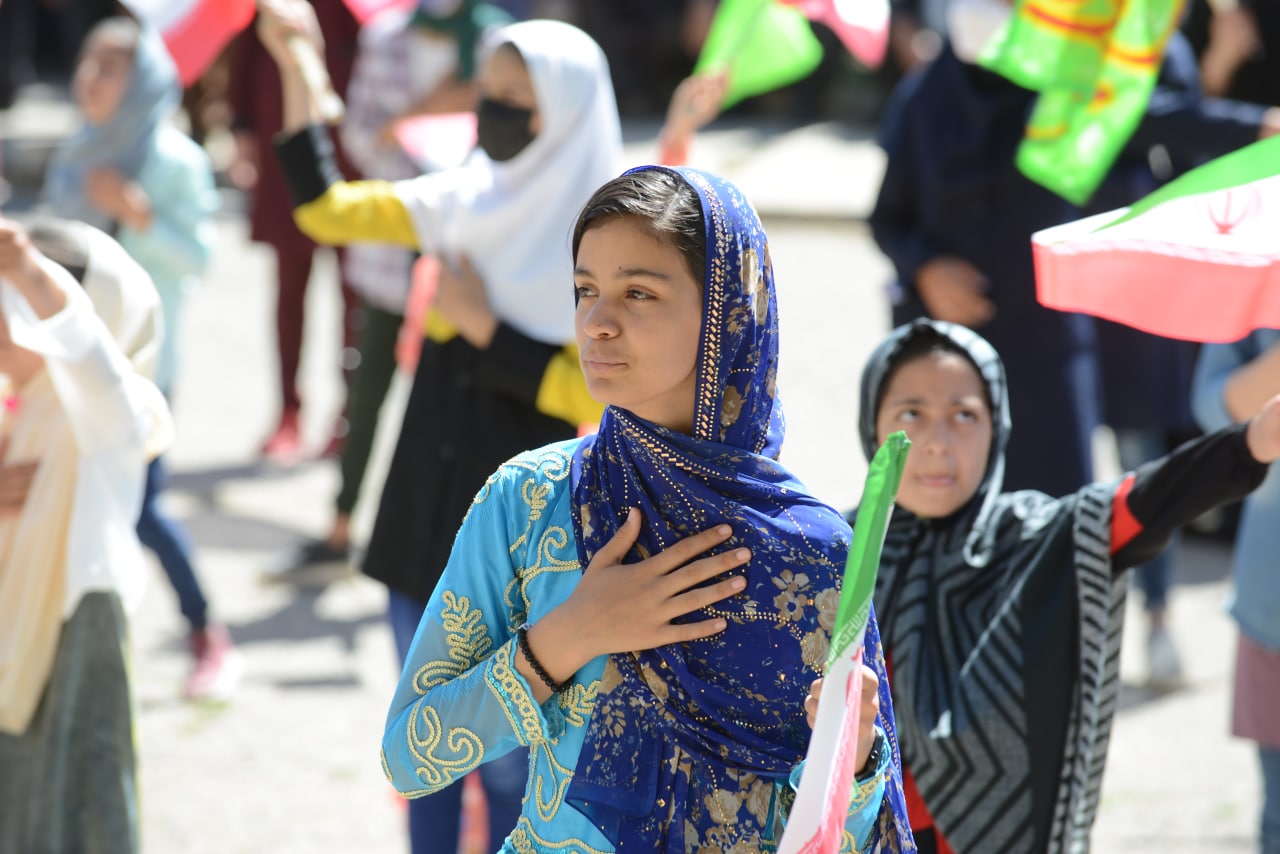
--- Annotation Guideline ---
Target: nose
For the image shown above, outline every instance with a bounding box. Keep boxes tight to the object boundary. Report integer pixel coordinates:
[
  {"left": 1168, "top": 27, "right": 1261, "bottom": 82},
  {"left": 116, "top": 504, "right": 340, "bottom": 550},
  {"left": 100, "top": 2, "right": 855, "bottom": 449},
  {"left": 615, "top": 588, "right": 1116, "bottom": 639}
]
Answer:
[
  {"left": 579, "top": 296, "right": 620, "bottom": 340},
  {"left": 915, "top": 420, "right": 951, "bottom": 455}
]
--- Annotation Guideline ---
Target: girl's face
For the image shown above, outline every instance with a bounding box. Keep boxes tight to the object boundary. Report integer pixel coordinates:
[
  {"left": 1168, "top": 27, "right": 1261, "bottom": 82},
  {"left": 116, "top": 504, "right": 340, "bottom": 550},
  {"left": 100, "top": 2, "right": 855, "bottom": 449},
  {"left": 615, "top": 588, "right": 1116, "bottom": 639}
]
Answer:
[
  {"left": 574, "top": 217, "right": 703, "bottom": 433},
  {"left": 73, "top": 31, "right": 134, "bottom": 126},
  {"left": 476, "top": 45, "right": 542, "bottom": 136},
  {"left": 876, "top": 351, "right": 992, "bottom": 519}
]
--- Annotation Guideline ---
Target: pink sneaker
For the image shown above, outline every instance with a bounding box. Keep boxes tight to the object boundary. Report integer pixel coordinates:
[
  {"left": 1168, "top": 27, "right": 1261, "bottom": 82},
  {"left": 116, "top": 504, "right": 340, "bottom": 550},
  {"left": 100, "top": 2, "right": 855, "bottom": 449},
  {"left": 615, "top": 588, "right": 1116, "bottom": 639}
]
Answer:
[
  {"left": 185, "top": 625, "right": 244, "bottom": 702},
  {"left": 261, "top": 409, "right": 302, "bottom": 464}
]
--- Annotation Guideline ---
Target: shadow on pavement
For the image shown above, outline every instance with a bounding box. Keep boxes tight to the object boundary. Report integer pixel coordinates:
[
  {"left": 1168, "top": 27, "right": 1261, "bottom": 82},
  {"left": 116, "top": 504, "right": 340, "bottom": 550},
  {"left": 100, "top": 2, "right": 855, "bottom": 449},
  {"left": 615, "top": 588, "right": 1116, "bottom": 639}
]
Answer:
[
  {"left": 165, "top": 460, "right": 330, "bottom": 552},
  {"left": 225, "top": 588, "right": 384, "bottom": 651},
  {"left": 1114, "top": 680, "right": 1199, "bottom": 714},
  {"left": 152, "top": 585, "right": 385, "bottom": 676},
  {"left": 168, "top": 460, "right": 300, "bottom": 497},
  {"left": 182, "top": 513, "right": 308, "bottom": 553}
]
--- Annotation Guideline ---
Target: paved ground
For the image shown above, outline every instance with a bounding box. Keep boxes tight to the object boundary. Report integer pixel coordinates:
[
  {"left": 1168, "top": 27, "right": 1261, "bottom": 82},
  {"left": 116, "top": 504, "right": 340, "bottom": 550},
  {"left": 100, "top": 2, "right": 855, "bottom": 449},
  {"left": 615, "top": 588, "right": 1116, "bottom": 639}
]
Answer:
[{"left": 1, "top": 85, "right": 1268, "bottom": 853}]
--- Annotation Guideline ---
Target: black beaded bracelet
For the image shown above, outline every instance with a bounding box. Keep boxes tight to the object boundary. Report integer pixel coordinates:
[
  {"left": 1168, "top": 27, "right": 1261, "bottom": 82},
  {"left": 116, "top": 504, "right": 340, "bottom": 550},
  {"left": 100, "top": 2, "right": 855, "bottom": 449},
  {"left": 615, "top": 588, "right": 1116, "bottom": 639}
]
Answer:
[{"left": 516, "top": 622, "right": 571, "bottom": 694}]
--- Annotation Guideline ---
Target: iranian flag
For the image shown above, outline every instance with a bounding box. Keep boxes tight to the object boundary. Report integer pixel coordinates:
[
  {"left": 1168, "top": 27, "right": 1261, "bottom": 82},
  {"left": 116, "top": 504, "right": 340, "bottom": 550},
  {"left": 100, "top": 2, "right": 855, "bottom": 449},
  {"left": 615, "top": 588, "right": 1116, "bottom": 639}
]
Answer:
[
  {"left": 781, "top": 0, "right": 890, "bottom": 69},
  {"left": 123, "top": 0, "right": 257, "bottom": 87},
  {"left": 123, "top": 0, "right": 411, "bottom": 88},
  {"left": 778, "top": 432, "right": 909, "bottom": 854},
  {"left": 1035, "top": 135, "right": 1280, "bottom": 343}
]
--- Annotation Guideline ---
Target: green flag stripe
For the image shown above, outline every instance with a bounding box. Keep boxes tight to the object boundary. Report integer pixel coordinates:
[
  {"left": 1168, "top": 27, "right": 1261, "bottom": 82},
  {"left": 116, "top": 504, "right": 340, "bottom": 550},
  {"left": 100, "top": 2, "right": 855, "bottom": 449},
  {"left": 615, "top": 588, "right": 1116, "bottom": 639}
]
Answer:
[
  {"left": 828, "top": 431, "right": 910, "bottom": 664},
  {"left": 1100, "top": 135, "right": 1280, "bottom": 231}
]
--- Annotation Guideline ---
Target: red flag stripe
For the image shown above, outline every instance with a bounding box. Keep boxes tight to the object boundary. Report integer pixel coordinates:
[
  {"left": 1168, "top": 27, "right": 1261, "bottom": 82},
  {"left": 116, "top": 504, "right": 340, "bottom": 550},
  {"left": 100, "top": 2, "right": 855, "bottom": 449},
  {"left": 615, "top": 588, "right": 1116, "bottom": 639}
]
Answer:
[
  {"left": 151, "top": 0, "right": 256, "bottom": 87},
  {"left": 1034, "top": 240, "right": 1280, "bottom": 343}
]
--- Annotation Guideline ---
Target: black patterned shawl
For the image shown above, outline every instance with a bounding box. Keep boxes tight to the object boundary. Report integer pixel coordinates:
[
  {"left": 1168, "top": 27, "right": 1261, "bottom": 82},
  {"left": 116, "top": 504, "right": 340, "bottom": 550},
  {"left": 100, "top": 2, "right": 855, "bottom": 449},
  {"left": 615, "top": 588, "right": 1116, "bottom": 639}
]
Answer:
[{"left": 858, "top": 320, "right": 1127, "bottom": 853}]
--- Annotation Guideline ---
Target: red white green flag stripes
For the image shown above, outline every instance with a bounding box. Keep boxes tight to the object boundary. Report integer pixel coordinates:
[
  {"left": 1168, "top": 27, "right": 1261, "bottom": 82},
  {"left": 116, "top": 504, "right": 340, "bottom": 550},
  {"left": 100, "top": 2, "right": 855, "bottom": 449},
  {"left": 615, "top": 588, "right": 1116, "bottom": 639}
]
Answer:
[
  {"left": 122, "top": 0, "right": 256, "bottom": 87},
  {"left": 1034, "top": 136, "right": 1280, "bottom": 343},
  {"left": 778, "top": 432, "right": 909, "bottom": 854},
  {"left": 123, "top": 0, "right": 411, "bottom": 87}
]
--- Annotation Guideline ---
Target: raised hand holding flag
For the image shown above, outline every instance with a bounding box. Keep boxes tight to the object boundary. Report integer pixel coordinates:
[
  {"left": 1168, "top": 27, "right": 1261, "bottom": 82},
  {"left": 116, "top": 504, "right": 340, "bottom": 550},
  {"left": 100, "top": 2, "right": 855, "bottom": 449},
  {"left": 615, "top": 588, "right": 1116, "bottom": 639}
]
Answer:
[{"left": 694, "top": 0, "right": 824, "bottom": 108}]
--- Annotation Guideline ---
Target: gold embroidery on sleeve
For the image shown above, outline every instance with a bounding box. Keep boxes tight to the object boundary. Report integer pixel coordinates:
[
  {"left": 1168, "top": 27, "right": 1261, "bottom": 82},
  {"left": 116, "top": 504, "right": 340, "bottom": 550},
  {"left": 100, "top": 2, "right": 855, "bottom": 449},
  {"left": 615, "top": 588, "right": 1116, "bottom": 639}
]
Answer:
[
  {"left": 412, "top": 591, "right": 493, "bottom": 694},
  {"left": 531, "top": 742, "right": 579, "bottom": 823},
  {"left": 489, "top": 642, "right": 545, "bottom": 745},
  {"left": 508, "top": 819, "right": 611, "bottom": 854},
  {"left": 558, "top": 679, "right": 599, "bottom": 729},
  {"left": 401, "top": 701, "right": 484, "bottom": 795}
]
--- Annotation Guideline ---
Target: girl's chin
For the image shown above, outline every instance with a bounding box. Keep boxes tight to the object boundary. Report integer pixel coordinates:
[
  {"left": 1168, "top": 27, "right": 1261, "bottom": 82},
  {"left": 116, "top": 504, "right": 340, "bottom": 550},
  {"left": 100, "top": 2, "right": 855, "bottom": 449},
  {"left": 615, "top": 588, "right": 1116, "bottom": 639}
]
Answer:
[{"left": 898, "top": 496, "right": 967, "bottom": 520}]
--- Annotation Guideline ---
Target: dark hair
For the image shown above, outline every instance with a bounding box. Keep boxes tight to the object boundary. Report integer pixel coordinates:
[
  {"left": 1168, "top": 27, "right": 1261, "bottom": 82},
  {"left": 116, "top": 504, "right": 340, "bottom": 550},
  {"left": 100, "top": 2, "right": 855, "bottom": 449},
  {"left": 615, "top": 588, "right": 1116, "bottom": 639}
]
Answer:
[
  {"left": 571, "top": 169, "right": 706, "bottom": 284},
  {"left": 26, "top": 218, "right": 90, "bottom": 285},
  {"left": 876, "top": 327, "right": 992, "bottom": 417}
]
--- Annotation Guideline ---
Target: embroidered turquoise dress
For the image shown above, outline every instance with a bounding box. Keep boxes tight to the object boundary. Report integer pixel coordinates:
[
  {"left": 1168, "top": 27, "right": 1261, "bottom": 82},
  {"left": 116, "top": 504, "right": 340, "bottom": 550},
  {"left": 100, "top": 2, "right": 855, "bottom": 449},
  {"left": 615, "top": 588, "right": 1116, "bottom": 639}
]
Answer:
[{"left": 382, "top": 440, "right": 895, "bottom": 853}]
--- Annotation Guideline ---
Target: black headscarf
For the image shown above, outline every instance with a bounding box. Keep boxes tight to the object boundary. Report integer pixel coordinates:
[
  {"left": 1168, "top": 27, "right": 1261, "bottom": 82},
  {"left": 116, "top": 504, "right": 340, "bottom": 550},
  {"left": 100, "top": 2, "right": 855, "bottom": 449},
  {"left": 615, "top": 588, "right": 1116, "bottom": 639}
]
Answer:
[{"left": 859, "top": 319, "right": 1127, "bottom": 854}]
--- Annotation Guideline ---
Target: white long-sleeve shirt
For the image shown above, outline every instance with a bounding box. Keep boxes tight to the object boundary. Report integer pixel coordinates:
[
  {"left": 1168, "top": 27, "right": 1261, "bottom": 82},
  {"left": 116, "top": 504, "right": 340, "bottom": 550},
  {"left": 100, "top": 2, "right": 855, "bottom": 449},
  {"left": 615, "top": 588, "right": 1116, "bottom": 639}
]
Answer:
[{"left": 1, "top": 255, "right": 171, "bottom": 617}]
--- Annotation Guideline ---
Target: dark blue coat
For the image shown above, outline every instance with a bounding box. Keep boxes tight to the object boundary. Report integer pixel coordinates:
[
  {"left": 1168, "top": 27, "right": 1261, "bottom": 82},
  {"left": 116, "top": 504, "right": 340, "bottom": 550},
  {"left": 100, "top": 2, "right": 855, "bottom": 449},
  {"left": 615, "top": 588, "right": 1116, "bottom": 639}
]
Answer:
[
  {"left": 870, "top": 38, "right": 1265, "bottom": 494},
  {"left": 871, "top": 46, "right": 1097, "bottom": 496}
]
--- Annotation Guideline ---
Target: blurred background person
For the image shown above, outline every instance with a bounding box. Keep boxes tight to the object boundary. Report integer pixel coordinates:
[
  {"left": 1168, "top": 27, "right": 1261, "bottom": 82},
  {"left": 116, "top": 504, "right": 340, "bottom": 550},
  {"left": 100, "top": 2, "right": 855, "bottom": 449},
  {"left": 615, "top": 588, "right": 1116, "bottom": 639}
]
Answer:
[
  {"left": 1193, "top": 333, "right": 1280, "bottom": 854},
  {"left": 41, "top": 17, "right": 241, "bottom": 701},
  {"left": 228, "top": 0, "right": 362, "bottom": 464}
]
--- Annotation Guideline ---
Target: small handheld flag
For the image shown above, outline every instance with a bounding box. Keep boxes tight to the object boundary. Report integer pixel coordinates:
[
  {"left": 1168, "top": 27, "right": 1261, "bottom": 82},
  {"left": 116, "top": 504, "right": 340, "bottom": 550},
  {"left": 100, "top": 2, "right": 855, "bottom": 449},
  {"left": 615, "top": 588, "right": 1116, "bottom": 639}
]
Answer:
[
  {"left": 694, "top": 0, "right": 824, "bottom": 109},
  {"left": 778, "top": 431, "right": 910, "bottom": 854}
]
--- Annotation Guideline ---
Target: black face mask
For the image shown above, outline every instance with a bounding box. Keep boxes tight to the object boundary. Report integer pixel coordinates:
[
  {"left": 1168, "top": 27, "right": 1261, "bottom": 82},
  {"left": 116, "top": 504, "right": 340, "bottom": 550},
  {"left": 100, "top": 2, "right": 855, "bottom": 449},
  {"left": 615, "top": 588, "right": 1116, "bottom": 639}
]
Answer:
[{"left": 475, "top": 98, "right": 536, "bottom": 162}]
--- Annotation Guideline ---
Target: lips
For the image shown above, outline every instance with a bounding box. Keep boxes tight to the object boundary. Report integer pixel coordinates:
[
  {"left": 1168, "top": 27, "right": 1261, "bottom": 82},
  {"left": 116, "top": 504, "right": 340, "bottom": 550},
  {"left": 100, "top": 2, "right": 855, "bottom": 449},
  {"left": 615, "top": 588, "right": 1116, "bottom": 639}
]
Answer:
[
  {"left": 915, "top": 474, "right": 956, "bottom": 488},
  {"left": 582, "top": 353, "right": 626, "bottom": 373}
]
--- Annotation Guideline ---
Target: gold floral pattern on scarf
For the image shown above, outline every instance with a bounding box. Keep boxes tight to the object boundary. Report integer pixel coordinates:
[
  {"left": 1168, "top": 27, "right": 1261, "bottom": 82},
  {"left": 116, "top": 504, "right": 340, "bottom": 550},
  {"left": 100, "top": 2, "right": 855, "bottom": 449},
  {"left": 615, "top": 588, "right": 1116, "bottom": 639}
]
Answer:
[
  {"left": 686, "top": 769, "right": 779, "bottom": 852},
  {"left": 721, "top": 385, "right": 744, "bottom": 431},
  {"left": 771, "top": 569, "right": 813, "bottom": 623}
]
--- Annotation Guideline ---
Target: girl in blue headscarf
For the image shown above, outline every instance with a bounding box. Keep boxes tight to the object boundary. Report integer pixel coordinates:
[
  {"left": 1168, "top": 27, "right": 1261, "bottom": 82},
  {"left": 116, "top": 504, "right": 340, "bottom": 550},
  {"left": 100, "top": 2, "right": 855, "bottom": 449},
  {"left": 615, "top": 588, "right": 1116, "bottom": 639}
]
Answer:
[
  {"left": 42, "top": 17, "right": 237, "bottom": 702},
  {"left": 382, "top": 166, "right": 916, "bottom": 853}
]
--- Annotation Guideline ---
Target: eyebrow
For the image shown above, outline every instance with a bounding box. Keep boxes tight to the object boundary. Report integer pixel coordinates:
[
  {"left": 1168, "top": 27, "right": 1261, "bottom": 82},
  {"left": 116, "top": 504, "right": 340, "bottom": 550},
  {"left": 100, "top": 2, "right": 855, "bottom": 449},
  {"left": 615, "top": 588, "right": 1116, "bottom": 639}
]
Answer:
[
  {"left": 573, "top": 266, "right": 674, "bottom": 281},
  {"left": 886, "top": 394, "right": 984, "bottom": 407}
]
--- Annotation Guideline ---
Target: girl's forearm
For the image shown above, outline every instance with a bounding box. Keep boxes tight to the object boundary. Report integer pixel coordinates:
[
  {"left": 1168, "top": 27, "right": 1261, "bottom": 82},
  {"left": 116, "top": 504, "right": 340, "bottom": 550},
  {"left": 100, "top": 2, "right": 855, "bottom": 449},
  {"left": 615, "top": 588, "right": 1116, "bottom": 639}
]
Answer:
[
  {"left": 517, "top": 607, "right": 595, "bottom": 705},
  {"left": 280, "top": 66, "right": 326, "bottom": 135}
]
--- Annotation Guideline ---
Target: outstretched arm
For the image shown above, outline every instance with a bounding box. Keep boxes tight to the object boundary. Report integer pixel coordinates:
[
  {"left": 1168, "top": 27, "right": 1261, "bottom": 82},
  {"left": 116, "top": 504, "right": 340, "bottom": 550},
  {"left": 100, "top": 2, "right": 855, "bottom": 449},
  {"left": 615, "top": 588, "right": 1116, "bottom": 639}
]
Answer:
[
  {"left": 259, "top": 0, "right": 421, "bottom": 249},
  {"left": 1109, "top": 394, "right": 1280, "bottom": 570}
]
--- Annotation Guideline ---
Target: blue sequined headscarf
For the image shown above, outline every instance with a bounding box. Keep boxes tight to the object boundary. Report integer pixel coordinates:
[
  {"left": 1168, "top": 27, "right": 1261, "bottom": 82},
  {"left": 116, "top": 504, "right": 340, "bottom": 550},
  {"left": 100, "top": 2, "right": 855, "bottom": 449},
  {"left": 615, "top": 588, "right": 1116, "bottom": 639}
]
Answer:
[{"left": 565, "top": 166, "right": 855, "bottom": 851}]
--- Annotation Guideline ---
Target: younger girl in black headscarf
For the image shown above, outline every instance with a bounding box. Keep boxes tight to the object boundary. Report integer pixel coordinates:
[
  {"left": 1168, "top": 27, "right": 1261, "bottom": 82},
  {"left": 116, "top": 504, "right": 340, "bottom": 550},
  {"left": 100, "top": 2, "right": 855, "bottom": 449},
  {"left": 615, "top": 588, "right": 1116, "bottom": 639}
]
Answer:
[{"left": 851, "top": 319, "right": 1280, "bottom": 854}]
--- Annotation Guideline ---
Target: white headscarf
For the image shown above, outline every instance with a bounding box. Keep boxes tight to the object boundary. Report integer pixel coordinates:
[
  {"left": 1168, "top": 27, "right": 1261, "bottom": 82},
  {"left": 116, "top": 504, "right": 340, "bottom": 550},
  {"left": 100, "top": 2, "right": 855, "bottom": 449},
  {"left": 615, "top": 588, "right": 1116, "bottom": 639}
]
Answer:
[{"left": 395, "top": 19, "right": 622, "bottom": 345}]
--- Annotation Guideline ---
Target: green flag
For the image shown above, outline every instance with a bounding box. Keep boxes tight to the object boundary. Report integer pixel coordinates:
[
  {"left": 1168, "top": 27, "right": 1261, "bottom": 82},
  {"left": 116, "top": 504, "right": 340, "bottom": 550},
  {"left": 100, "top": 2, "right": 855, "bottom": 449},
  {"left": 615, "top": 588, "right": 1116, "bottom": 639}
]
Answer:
[
  {"left": 693, "top": 0, "right": 824, "bottom": 109},
  {"left": 828, "top": 431, "right": 910, "bottom": 665},
  {"left": 979, "top": 0, "right": 1183, "bottom": 206}
]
